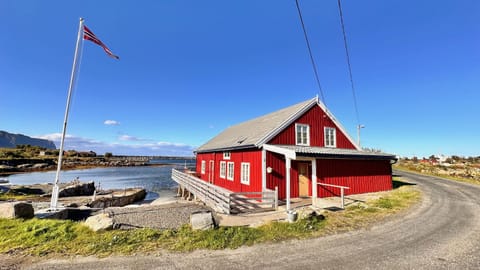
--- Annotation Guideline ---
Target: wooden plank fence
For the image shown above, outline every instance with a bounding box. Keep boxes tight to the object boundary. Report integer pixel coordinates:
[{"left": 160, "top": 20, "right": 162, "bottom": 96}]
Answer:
[{"left": 171, "top": 169, "right": 278, "bottom": 214}]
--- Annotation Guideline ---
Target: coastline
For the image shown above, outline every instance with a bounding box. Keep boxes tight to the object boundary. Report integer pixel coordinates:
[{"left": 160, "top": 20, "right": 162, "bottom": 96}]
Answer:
[{"left": 0, "top": 157, "right": 190, "bottom": 177}]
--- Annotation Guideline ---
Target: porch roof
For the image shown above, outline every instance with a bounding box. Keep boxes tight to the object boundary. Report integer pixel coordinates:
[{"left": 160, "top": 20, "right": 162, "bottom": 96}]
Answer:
[{"left": 263, "top": 144, "right": 397, "bottom": 161}]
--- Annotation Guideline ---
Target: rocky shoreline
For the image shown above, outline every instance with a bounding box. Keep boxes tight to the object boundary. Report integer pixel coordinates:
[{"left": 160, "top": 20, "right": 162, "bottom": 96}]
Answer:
[{"left": 0, "top": 156, "right": 163, "bottom": 176}]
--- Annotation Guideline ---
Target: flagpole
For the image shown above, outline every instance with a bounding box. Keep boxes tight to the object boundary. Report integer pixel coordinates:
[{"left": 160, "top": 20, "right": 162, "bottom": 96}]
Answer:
[{"left": 50, "top": 18, "right": 85, "bottom": 210}]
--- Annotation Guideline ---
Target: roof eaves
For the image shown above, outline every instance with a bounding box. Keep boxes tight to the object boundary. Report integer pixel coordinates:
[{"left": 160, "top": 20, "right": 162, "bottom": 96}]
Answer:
[{"left": 195, "top": 144, "right": 258, "bottom": 154}]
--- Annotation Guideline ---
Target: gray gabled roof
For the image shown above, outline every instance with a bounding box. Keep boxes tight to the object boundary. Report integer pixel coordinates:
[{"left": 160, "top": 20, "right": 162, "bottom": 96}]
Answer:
[
  {"left": 196, "top": 96, "right": 360, "bottom": 153},
  {"left": 196, "top": 97, "right": 318, "bottom": 153}
]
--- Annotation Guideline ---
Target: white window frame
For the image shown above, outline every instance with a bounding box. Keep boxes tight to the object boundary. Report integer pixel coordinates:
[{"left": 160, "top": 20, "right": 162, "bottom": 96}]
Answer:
[
  {"left": 201, "top": 160, "right": 206, "bottom": 174},
  {"left": 227, "top": 162, "right": 234, "bottom": 181},
  {"left": 240, "top": 162, "right": 250, "bottom": 185},
  {"left": 295, "top": 123, "right": 310, "bottom": 146},
  {"left": 220, "top": 161, "right": 226, "bottom": 179},
  {"left": 324, "top": 127, "right": 337, "bottom": 148},
  {"left": 223, "top": 151, "right": 231, "bottom": 160}
]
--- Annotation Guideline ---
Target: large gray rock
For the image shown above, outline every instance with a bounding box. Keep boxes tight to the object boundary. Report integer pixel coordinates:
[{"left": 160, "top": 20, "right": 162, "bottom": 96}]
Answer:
[
  {"left": 0, "top": 202, "right": 34, "bottom": 219},
  {"left": 59, "top": 181, "right": 95, "bottom": 197},
  {"left": 84, "top": 213, "right": 114, "bottom": 231},
  {"left": 88, "top": 188, "right": 146, "bottom": 208},
  {"left": 190, "top": 211, "right": 214, "bottom": 230}
]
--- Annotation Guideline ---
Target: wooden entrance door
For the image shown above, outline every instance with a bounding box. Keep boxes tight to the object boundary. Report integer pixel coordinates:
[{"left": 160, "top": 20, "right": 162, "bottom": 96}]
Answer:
[
  {"left": 208, "top": 160, "right": 214, "bottom": 184},
  {"left": 298, "top": 163, "right": 309, "bottom": 197}
]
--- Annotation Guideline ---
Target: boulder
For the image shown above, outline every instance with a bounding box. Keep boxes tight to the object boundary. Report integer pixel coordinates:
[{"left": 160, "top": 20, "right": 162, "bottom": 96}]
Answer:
[
  {"left": 0, "top": 202, "right": 34, "bottom": 219},
  {"left": 84, "top": 213, "right": 114, "bottom": 231},
  {"left": 190, "top": 211, "right": 214, "bottom": 230},
  {"left": 88, "top": 188, "right": 146, "bottom": 208},
  {"left": 32, "top": 163, "right": 49, "bottom": 169},
  {"left": 59, "top": 181, "right": 95, "bottom": 197}
]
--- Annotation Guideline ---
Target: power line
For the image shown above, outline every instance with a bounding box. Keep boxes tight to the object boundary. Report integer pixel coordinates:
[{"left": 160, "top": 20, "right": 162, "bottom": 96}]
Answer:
[
  {"left": 294, "top": 0, "right": 326, "bottom": 104},
  {"left": 337, "top": 0, "right": 360, "bottom": 125}
]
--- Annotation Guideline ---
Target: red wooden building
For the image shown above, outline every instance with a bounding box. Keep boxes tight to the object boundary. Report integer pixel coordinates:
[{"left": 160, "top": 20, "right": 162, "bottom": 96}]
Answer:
[{"left": 195, "top": 97, "right": 396, "bottom": 210}]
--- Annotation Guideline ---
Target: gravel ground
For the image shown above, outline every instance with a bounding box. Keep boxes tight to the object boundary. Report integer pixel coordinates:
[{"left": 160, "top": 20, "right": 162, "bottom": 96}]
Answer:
[{"left": 105, "top": 202, "right": 211, "bottom": 230}]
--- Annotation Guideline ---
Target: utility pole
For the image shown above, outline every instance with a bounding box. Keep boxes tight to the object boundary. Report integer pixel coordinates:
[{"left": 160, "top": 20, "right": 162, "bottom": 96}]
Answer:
[{"left": 357, "top": 124, "right": 365, "bottom": 148}]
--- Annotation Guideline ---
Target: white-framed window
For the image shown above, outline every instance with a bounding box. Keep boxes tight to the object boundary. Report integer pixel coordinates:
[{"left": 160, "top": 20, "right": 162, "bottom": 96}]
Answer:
[
  {"left": 220, "top": 161, "right": 226, "bottom": 179},
  {"left": 201, "top": 160, "right": 206, "bottom": 174},
  {"left": 240, "top": 162, "right": 250, "bottom": 185},
  {"left": 227, "top": 162, "right": 234, "bottom": 181},
  {"left": 324, "top": 127, "right": 337, "bottom": 147},
  {"left": 296, "top": 123, "right": 310, "bottom": 146},
  {"left": 223, "top": 151, "right": 231, "bottom": 160}
]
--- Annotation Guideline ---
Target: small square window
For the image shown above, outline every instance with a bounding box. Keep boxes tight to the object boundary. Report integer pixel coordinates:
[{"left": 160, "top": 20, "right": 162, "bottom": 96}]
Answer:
[
  {"left": 227, "top": 162, "right": 234, "bottom": 181},
  {"left": 295, "top": 124, "right": 310, "bottom": 146},
  {"left": 240, "top": 162, "right": 250, "bottom": 185},
  {"left": 324, "top": 127, "right": 336, "bottom": 148},
  {"left": 223, "top": 152, "right": 231, "bottom": 160},
  {"left": 200, "top": 160, "right": 206, "bottom": 174},
  {"left": 220, "top": 161, "right": 226, "bottom": 179}
]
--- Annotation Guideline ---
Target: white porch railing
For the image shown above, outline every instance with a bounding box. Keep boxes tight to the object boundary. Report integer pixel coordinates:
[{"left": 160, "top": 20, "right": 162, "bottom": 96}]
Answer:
[
  {"left": 171, "top": 169, "right": 278, "bottom": 214},
  {"left": 317, "top": 182, "right": 350, "bottom": 209}
]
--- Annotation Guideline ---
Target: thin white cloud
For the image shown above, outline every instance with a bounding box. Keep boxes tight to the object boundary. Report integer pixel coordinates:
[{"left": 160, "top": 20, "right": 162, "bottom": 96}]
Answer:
[
  {"left": 118, "top": 135, "right": 142, "bottom": 141},
  {"left": 36, "top": 133, "right": 195, "bottom": 156},
  {"left": 104, "top": 120, "right": 120, "bottom": 126}
]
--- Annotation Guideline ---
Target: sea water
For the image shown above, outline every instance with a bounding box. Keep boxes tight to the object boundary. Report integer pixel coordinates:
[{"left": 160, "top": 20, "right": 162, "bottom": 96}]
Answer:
[{"left": 4, "top": 159, "right": 195, "bottom": 201}]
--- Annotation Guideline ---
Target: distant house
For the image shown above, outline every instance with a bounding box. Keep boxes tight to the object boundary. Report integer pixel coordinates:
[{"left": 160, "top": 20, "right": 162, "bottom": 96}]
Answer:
[{"left": 195, "top": 97, "right": 396, "bottom": 209}]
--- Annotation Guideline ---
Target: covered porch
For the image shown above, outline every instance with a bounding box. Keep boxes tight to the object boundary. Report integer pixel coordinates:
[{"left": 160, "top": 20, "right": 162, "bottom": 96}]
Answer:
[{"left": 262, "top": 144, "right": 396, "bottom": 212}]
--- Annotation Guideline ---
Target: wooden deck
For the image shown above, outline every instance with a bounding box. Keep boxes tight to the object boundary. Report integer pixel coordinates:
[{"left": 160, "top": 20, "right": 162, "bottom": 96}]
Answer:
[{"left": 171, "top": 169, "right": 278, "bottom": 215}]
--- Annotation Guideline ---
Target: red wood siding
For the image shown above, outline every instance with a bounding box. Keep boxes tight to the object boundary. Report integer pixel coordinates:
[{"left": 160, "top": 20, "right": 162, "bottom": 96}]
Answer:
[
  {"left": 265, "top": 153, "right": 392, "bottom": 200},
  {"left": 268, "top": 105, "right": 356, "bottom": 149},
  {"left": 196, "top": 150, "right": 263, "bottom": 193},
  {"left": 266, "top": 152, "right": 286, "bottom": 198},
  {"left": 196, "top": 153, "right": 215, "bottom": 180},
  {"left": 265, "top": 152, "right": 304, "bottom": 199},
  {"left": 315, "top": 159, "right": 392, "bottom": 197}
]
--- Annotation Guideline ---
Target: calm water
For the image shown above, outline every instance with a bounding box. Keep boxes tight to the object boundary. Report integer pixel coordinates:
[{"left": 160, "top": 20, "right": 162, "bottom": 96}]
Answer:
[{"left": 4, "top": 159, "right": 195, "bottom": 200}]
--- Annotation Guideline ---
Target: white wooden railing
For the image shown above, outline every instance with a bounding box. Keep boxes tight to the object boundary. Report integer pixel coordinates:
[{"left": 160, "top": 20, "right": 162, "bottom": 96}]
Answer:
[
  {"left": 229, "top": 187, "right": 278, "bottom": 214},
  {"left": 317, "top": 182, "right": 350, "bottom": 209},
  {"left": 171, "top": 169, "right": 278, "bottom": 214}
]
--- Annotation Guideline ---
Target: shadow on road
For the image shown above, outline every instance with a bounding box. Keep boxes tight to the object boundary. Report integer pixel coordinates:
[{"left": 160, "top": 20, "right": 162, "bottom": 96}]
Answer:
[{"left": 392, "top": 178, "right": 416, "bottom": 189}]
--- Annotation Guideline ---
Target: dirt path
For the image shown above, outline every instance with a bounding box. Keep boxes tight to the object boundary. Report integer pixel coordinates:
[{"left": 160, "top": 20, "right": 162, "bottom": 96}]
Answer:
[{"left": 12, "top": 171, "right": 480, "bottom": 269}]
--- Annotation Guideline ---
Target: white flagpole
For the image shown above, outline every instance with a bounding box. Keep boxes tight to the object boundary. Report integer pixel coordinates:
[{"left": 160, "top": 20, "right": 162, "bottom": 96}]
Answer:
[{"left": 50, "top": 18, "right": 85, "bottom": 210}]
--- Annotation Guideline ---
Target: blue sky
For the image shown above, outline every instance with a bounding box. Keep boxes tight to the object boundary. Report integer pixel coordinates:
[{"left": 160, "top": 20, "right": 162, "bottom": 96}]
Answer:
[{"left": 1, "top": 1, "right": 479, "bottom": 158}]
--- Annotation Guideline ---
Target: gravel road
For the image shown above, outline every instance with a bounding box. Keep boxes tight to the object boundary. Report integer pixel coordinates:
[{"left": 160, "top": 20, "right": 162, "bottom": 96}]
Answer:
[{"left": 20, "top": 171, "right": 480, "bottom": 269}]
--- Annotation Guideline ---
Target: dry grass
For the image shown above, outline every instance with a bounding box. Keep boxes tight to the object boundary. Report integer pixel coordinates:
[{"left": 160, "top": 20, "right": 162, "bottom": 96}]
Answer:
[{"left": 0, "top": 184, "right": 420, "bottom": 257}]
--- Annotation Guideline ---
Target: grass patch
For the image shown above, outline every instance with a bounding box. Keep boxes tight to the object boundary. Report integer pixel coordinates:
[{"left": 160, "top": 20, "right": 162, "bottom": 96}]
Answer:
[
  {"left": 0, "top": 185, "right": 420, "bottom": 257},
  {"left": 394, "top": 165, "right": 480, "bottom": 186},
  {"left": 0, "top": 187, "right": 43, "bottom": 201}
]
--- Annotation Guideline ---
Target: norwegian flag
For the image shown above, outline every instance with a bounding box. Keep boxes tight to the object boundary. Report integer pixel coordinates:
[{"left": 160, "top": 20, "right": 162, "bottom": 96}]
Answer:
[{"left": 83, "top": 25, "right": 119, "bottom": 59}]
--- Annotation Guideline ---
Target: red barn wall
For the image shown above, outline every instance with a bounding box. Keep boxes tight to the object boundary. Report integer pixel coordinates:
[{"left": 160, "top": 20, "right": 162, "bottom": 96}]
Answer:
[
  {"left": 269, "top": 105, "right": 357, "bottom": 149},
  {"left": 196, "top": 149, "right": 263, "bottom": 193},
  {"left": 315, "top": 159, "right": 392, "bottom": 197},
  {"left": 265, "top": 152, "right": 392, "bottom": 200},
  {"left": 265, "top": 152, "right": 302, "bottom": 199}
]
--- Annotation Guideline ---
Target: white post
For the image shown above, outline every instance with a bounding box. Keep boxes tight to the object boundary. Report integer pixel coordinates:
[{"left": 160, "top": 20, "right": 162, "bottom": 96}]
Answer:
[
  {"left": 311, "top": 159, "right": 317, "bottom": 206},
  {"left": 286, "top": 157, "right": 291, "bottom": 212},
  {"left": 341, "top": 187, "right": 345, "bottom": 209},
  {"left": 50, "top": 18, "right": 85, "bottom": 210}
]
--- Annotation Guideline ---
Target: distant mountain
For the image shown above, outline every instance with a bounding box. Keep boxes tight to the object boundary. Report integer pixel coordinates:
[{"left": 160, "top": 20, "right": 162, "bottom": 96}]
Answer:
[{"left": 0, "top": 130, "right": 56, "bottom": 149}]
